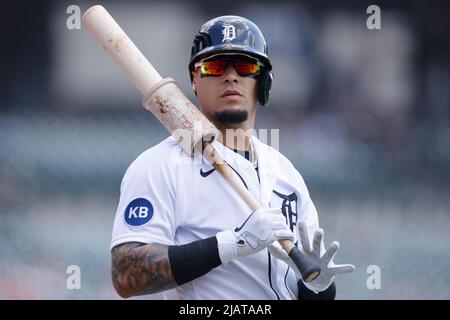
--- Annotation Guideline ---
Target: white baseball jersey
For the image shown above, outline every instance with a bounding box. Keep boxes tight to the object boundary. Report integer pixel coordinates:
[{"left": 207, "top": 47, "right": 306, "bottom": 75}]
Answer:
[{"left": 111, "top": 135, "right": 320, "bottom": 300}]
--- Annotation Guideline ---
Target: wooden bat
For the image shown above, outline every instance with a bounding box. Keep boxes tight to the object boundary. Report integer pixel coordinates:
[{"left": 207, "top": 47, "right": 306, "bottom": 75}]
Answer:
[{"left": 82, "top": 5, "right": 320, "bottom": 282}]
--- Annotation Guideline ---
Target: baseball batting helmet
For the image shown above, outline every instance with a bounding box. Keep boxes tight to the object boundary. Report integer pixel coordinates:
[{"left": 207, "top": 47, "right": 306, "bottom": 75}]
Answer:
[{"left": 189, "top": 15, "right": 273, "bottom": 106}]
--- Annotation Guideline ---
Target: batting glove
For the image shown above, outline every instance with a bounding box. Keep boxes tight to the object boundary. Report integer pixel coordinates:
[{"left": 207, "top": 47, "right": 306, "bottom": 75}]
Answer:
[
  {"left": 216, "top": 208, "right": 294, "bottom": 264},
  {"left": 268, "top": 222, "right": 354, "bottom": 293}
]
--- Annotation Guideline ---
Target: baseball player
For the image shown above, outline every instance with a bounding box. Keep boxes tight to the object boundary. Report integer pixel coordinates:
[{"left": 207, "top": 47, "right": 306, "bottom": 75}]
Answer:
[{"left": 110, "top": 15, "right": 354, "bottom": 300}]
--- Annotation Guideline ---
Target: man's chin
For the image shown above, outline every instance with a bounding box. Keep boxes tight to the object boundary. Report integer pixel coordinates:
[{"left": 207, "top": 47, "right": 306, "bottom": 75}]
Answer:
[{"left": 214, "top": 109, "right": 248, "bottom": 124}]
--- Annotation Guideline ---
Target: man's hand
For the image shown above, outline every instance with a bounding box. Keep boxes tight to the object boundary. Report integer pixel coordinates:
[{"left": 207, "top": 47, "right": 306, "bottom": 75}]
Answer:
[
  {"left": 269, "top": 222, "right": 354, "bottom": 293},
  {"left": 216, "top": 208, "right": 294, "bottom": 264}
]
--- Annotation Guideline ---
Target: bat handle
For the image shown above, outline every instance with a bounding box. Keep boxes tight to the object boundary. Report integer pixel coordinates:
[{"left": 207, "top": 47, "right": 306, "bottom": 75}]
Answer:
[
  {"left": 280, "top": 239, "right": 320, "bottom": 282},
  {"left": 204, "top": 142, "right": 321, "bottom": 282}
]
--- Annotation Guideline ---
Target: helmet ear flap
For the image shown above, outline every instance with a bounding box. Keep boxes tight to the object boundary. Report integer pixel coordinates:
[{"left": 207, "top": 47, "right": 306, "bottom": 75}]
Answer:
[{"left": 257, "top": 70, "right": 273, "bottom": 106}]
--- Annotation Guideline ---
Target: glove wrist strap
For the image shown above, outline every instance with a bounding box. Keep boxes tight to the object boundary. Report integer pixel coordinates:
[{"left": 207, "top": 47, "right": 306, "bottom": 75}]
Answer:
[{"left": 216, "top": 230, "right": 238, "bottom": 263}]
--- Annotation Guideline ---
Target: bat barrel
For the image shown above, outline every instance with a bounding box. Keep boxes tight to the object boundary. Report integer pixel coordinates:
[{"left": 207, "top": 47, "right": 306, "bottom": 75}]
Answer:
[
  {"left": 83, "top": 5, "right": 219, "bottom": 156},
  {"left": 82, "top": 5, "right": 162, "bottom": 95}
]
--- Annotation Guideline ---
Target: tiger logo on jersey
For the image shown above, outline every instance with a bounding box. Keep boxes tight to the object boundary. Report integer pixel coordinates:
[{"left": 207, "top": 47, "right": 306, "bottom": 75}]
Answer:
[{"left": 272, "top": 190, "right": 298, "bottom": 232}]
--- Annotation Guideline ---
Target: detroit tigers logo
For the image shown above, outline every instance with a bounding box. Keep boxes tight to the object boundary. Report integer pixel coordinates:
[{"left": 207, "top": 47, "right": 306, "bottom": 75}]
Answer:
[
  {"left": 222, "top": 24, "right": 236, "bottom": 42},
  {"left": 273, "top": 190, "right": 298, "bottom": 232}
]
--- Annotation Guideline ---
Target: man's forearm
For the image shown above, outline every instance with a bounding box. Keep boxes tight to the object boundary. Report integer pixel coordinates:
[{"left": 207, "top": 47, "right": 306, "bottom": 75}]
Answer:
[{"left": 111, "top": 242, "right": 177, "bottom": 297}]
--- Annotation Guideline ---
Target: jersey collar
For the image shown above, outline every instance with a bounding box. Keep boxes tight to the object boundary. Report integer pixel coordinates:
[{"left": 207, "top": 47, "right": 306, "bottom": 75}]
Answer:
[{"left": 204, "top": 136, "right": 280, "bottom": 206}]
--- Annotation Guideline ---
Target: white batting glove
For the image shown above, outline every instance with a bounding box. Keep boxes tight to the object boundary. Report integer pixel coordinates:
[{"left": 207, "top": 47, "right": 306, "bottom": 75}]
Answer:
[
  {"left": 216, "top": 208, "right": 294, "bottom": 264},
  {"left": 268, "top": 222, "right": 354, "bottom": 293}
]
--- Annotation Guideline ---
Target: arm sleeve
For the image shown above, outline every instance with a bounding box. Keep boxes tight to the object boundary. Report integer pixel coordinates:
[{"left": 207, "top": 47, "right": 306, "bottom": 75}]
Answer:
[{"left": 110, "top": 150, "right": 178, "bottom": 250}]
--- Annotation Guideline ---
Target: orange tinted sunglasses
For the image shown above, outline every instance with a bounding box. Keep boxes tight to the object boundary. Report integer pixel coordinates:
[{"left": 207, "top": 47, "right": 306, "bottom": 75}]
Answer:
[{"left": 194, "top": 56, "right": 262, "bottom": 77}]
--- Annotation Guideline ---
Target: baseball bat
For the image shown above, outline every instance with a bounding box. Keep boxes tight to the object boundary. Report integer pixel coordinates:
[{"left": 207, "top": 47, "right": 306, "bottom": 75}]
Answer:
[{"left": 82, "top": 5, "right": 320, "bottom": 282}]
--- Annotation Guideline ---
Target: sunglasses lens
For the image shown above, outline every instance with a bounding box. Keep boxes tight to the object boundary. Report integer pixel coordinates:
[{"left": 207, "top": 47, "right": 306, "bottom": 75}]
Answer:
[
  {"left": 233, "top": 62, "right": 260, "bottom": 75},
  {"left": 196, "top": 57, "right": 261, "bottom": 76},
  {"left": 201, "top": 61, "right": 228, "bottom": 75}
]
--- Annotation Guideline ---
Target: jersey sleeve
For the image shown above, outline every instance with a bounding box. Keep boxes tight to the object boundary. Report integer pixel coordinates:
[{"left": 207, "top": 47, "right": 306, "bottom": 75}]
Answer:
[{"left": 110, "top": 148, "right": 179, "bottom": 250}]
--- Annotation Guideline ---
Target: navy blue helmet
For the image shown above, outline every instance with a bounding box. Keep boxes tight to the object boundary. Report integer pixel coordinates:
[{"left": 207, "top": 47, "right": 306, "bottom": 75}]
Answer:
[{"left": 189, "top": 15, "right": 273, "bottom": 106}]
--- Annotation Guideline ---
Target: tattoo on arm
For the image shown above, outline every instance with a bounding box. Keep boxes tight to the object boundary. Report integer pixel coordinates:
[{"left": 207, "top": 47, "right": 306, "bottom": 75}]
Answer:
[{"left": 111, "top": 242, "right": 177, "bottom": 297}]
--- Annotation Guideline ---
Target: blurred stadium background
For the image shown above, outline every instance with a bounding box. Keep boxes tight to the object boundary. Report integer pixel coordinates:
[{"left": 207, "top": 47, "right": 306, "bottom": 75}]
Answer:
[{"left": 1, "top": 0, "right": 449, "bottom": 299}]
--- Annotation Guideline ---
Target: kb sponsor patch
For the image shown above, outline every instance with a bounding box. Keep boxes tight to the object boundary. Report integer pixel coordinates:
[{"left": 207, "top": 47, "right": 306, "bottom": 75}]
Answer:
[{"left": 124, "top": 198, "right": 154, "bottom": 226}]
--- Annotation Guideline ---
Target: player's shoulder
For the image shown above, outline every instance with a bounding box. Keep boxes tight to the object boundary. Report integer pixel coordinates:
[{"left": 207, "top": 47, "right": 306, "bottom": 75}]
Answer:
[
  {"left": 253, "top": 136, "right": 296, "bottom": 169},
  {"left": 138, "top": 135, "right": 181, "bottom": 159},
  {"left": 125, "top": 136, "right": 183, "bottom": 175},
  {"left": 253, "top": 136, "right": 308, "bottom": 186}
]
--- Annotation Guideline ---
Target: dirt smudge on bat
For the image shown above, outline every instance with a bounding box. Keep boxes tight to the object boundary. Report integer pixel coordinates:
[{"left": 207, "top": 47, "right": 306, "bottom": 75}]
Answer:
[
  {"left": 105, "top": 34, "right": 130, "bottom": 55},
  {"left": 154, "top": 96, "right": 169, "bottom": 113}
]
